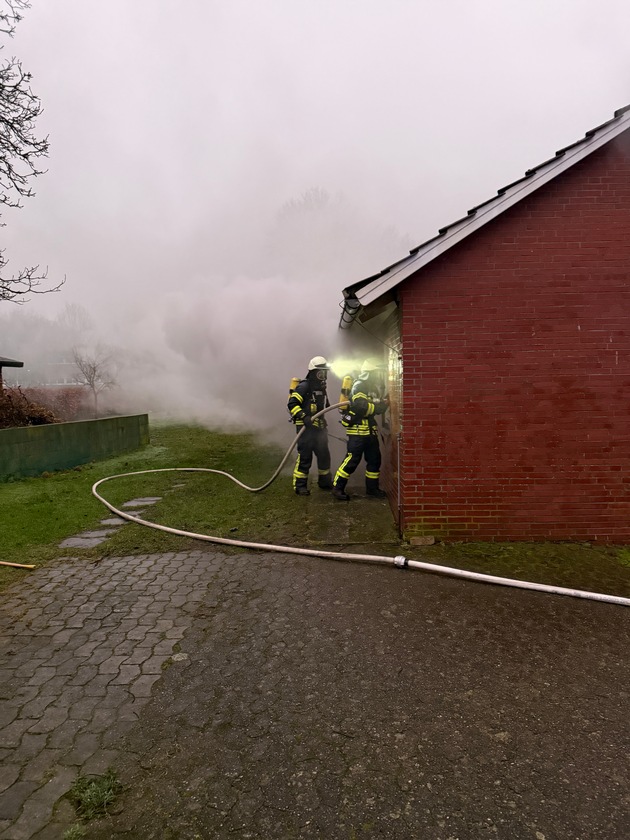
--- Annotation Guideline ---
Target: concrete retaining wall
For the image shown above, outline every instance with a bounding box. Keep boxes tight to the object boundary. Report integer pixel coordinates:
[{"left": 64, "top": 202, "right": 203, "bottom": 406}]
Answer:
[{"left": 0, "top": 414, "right": 149, "bottom": 480}]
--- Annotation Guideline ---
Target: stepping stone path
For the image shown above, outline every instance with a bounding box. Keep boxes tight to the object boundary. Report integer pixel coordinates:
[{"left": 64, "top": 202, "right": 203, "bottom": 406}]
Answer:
[{"left": 59, "top": 498, "right": 162, "bottom": 550}]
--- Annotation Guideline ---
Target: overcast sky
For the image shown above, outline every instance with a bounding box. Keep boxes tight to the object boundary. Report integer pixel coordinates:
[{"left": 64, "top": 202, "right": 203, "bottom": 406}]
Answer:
[{"left": 2, "top": 0, "right": 630, "bottom": 429}]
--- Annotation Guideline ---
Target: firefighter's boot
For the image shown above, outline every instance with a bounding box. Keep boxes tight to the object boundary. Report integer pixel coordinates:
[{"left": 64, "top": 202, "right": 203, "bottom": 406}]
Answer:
[
  {"left": 366, "top": 478, "right": 386, "bottom": 499},
  {"left": 318, "top": 473, "right": 333, "bottom": 490},
  {"left": 332, "top": 479, "right": 350, "bottom": 501}
]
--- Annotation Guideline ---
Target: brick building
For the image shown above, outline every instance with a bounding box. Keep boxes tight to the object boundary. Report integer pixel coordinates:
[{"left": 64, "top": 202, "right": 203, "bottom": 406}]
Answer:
[{"left": 339, "top": 105, "right": 630, "bottom": 542}]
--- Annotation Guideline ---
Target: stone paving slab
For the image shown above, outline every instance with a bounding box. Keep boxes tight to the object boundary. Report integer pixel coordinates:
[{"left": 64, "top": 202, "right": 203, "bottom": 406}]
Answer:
[
  {"left": 58, "top": 536, "right": 110, "bottom": 549},
  {"left": 121, "top": 499, "right": 160, "bottom": 507},
  {"left": 0, "top": 551, "right": 223, "bottom": 840},
  {"left": 59, "top": 530, "right": 121, "bottom": 550}
]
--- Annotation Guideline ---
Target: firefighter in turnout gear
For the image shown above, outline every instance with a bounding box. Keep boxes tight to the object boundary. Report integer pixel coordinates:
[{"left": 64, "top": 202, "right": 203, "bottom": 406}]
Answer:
[
  {"left": 287, "top": 356, "right": 333, "bottom": 496},
  {"left": 332, "top": 358, "right": 389, "bottom": 501}
]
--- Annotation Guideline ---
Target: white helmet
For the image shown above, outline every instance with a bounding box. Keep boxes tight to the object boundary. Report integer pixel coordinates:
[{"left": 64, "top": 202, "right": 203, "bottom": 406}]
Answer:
[
  {"left": 360, "top": 357, "right": 384, "bottom": 374},
  {"left": 308, "top": 356, "right": 330, "bottom": 371}
]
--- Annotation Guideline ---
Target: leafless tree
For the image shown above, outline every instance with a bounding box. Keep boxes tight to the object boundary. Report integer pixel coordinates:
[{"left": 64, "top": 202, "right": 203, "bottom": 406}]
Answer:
[
  {"left": 0, "top": 0, "right": 63, "bottom": 303},
  {"left": 72, "top": 346, "right": 116, "bottom": 419},
  {"left": 56, "top": 303, "right": 93, "bottom": 338}
]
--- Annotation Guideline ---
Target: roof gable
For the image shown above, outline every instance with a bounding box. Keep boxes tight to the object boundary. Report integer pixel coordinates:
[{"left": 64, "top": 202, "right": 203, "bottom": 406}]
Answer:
[{"left": 340, "top": 105, "right": 630, "bottom": 320}]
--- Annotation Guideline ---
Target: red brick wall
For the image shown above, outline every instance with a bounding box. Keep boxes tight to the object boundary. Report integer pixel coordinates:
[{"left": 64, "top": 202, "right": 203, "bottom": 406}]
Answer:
[
  {"left": 399, "top": 132, "right": 630, "bottom": 542},
  {"left": 379, "top": 318, "right": 403, "bottom": 528}
]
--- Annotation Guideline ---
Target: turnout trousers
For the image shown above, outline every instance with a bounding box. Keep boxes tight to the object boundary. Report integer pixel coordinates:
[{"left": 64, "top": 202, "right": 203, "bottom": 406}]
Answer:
[
  {"left": 333, "top": 432, "right": 382, "bottom": 492},
  {"left": 293, "top": 426, "right": 332, "bottom": 491}
]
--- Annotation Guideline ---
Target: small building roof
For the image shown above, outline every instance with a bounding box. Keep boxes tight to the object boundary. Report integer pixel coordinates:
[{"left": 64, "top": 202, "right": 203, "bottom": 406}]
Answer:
[
  {"left": 0, "top": 356, "right": 24, "bottom": 368},
  {"left": 340, "top": 104, "right": 630, "bottom": 324}
]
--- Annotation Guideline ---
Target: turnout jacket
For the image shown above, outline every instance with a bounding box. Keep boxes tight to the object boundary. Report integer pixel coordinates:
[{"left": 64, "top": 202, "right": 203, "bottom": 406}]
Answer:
[
  {"left": 341, "top": 378, "right": 388, "bottom": 436},
  {"left": 288, "top": 379, "right": 329, "bottom": 429}
]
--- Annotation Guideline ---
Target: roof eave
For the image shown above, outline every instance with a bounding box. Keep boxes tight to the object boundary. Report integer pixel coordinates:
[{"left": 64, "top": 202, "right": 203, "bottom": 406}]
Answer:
[{"left": 346, "top": 108, "right": 630, "bottom": 310}]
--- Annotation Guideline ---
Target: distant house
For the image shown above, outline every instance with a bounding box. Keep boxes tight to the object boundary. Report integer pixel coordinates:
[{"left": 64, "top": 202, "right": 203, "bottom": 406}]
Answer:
[{"left": 339, "top": 105, "right": 630, "bottom": 543}]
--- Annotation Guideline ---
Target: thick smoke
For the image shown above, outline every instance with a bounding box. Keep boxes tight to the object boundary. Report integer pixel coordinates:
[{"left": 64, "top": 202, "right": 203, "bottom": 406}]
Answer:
[
  {"left": 1, "top": 190, "right": 410, "bottom": 442},
  {"left": 2, "top": 0, "right": 629, "bottom": 449}
]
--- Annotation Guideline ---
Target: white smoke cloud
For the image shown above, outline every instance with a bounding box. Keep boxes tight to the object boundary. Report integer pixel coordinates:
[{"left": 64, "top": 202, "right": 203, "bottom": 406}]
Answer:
[{"left": 2, "top": 0, "right": 630, "bottom": 444}]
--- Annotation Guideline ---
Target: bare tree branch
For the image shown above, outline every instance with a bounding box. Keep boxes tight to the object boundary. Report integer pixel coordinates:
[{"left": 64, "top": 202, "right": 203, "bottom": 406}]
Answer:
[
  {"left": 0, "top": 0, "right": 27, "bottom": 37},
  {"left": 72, "top": 346, "right": 117, "bottom": 419},
  {"left": 0, "top": 257, "right": 65, "bottom": 303},
  {"left": 0, "top": 0, "right": 59, "bottom": 303}
]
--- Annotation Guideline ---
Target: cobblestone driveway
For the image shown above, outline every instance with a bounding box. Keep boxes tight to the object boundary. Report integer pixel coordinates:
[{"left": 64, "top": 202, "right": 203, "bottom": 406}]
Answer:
[
  {"left": 0, "top": 552, "right": 222, "bottom": 839},
  {"left": 2, "top": 547, "right": 628, "bottom": 839}
]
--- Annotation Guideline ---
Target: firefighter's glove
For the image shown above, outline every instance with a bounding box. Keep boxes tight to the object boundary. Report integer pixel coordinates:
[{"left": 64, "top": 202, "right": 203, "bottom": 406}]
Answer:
[{"left": 302, "top": 414, "right": 313, "bottom": 428}]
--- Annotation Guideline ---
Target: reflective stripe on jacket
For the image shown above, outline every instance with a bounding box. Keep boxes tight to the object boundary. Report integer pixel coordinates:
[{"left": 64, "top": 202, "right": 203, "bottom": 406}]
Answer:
[
  {"left": 287, "top": 379, "right": 328, "bottom": 429},
  {"left": 343, "top": 380, "right": 386, "bottom": 436}
]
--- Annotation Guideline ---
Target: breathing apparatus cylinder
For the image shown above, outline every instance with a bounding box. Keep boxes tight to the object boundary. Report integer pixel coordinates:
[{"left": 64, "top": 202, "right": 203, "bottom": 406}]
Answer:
[
  {"left": 339, "top": 375, "right": 353, "bottom": 409},
  {"left": 287, "top": 377, "right": 300, "bottom": 422}
]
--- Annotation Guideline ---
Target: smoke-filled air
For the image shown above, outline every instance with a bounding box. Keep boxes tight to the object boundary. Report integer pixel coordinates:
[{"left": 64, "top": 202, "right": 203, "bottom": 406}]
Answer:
[{"left": 1, "top": 0, "right": 629, "bottom": 439}]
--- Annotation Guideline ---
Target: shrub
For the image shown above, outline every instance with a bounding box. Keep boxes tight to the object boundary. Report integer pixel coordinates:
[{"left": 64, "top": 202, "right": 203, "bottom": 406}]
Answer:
[
  {"left": 0, "top": 387, "right": 60, "bottom": 429},
  {"left": 22, "top": 386, "right": 88, "bottom": 421}
]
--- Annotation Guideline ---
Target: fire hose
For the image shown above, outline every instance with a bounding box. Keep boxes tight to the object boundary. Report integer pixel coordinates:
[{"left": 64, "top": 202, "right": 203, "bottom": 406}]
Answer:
[{"left": 92, "top": 403, "right": 630, "bottom": 608}]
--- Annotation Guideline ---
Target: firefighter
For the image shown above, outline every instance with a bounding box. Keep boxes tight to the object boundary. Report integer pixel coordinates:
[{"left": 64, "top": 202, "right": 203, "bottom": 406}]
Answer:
[
  {"left": 287, "top": 356, "right": 333, "bottom": 496},
  {"left": 332, "top": 358, "right": 389, "bottom": 501}
]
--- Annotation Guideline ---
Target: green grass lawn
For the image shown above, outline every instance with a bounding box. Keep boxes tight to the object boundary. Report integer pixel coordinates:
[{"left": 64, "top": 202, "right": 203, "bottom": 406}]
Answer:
[
  {"left": 0, "top": 423, "right": 290, "bottom": 589},
  {"left": 2, "top": 421, "right": 630, "bottom": 598}
]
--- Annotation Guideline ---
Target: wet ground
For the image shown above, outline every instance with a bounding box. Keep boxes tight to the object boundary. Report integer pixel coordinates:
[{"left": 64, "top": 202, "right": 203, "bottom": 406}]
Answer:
[
  {"left": 1, "top": 476, "right": 630, "bottom": 839},
  {"left": 80, "top": 549, "right": 630, "bottom": 839}
]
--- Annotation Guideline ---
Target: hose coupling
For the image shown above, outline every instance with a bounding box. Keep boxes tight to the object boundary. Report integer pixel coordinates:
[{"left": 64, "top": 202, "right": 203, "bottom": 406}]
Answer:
[{"left": 394, "top": 555, "right": 408, "bottom": 568}]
